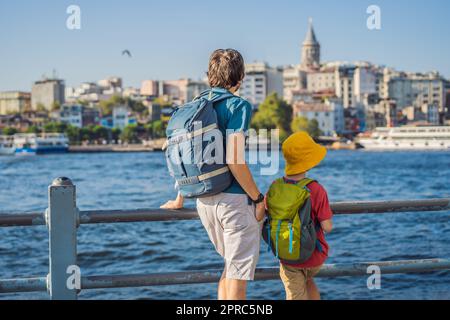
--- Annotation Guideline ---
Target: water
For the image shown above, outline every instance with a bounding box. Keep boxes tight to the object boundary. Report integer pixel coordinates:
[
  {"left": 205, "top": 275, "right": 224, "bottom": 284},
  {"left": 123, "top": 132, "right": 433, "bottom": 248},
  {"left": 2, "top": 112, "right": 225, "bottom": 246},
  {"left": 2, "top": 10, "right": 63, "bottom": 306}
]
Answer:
[{"left": 0, "top": 150, "right": 449, "bottom": 300}]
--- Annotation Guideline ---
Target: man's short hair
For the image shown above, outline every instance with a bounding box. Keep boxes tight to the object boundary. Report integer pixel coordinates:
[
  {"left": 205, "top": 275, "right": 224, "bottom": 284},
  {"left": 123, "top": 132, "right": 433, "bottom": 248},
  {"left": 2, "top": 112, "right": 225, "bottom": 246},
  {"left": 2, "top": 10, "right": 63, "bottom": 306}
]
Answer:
[{"left": 207, "top": 49, "right": 245, "bottom": 90}]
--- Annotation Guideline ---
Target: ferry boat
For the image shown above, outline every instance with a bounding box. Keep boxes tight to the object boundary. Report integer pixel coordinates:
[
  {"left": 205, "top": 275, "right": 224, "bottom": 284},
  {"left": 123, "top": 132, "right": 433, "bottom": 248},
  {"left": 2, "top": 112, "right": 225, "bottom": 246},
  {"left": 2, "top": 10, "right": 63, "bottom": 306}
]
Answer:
[
  {"left": 357, "top": 126, "right": 450, "bottom": 150},
  {"left": 13, "top": 133, "right": 69, "bottom": 155},
  {"left": 0, "top": 135, "right": 16, "bottom": 155}
]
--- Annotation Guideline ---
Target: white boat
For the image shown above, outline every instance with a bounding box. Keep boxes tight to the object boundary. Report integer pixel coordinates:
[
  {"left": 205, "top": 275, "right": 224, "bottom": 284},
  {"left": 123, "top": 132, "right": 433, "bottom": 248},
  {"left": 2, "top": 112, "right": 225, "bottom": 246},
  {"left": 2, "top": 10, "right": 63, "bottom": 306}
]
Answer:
[
  {"left": 0, "top": 135, "right": 16, "bottom": 155},
  {"left": 357, "top": 126, "right": 450, "bottom": 150},
  {"left": 13, "top": 133, "right": 69, "bottom": 155}
]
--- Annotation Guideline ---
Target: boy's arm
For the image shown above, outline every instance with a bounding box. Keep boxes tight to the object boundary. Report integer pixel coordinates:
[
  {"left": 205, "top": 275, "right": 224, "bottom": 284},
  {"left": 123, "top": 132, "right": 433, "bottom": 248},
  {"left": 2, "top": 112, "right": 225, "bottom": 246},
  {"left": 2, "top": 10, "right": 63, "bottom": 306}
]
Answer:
[
  {"left": 313, "top": 183, "right": 333, "bottom": 233},
  {"left": 320, "top": 219, "right": 333, "bottom": 233},
  {"left": 227, "top": 132, "right": 265, "bottom": 221}
]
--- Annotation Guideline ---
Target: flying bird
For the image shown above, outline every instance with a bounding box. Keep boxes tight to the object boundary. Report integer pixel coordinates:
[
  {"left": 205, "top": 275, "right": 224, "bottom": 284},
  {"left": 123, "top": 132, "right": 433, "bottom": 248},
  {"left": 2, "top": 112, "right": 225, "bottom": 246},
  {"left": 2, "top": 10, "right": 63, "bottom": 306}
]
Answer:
[{"left": 122, "top": 50, "right": 132, "bottom": 58}]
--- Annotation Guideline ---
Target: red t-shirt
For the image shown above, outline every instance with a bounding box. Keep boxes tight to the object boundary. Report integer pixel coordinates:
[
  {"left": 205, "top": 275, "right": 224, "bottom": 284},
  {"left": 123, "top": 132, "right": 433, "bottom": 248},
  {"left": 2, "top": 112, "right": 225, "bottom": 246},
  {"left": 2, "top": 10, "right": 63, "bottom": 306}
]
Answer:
[{"left": 281, "top": 181, "right": 333, "bottom": 268}]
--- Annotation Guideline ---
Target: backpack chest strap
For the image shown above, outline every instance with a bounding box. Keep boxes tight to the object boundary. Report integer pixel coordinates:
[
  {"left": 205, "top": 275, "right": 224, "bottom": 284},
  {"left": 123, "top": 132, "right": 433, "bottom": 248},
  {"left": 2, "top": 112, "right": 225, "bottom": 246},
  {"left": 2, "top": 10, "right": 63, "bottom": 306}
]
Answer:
[{"left": 176, "top": 166, "right": 230, "bottom": 186}]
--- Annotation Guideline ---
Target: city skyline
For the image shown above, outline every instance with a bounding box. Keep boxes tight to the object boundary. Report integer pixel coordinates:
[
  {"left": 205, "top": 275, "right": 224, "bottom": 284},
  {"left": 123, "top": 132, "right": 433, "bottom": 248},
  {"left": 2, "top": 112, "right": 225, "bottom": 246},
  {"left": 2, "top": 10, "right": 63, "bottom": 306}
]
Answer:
[{"left": 1, "top": 0, "right": 450, "bottom": 92}]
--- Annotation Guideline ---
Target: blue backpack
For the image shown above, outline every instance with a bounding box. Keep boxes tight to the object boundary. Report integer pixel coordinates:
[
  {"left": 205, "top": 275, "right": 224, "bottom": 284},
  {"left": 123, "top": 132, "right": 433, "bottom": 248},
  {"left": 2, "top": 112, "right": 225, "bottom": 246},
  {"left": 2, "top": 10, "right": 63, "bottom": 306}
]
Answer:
[{"left": 165, "top": 89, "right": 234, "bottom": 198}]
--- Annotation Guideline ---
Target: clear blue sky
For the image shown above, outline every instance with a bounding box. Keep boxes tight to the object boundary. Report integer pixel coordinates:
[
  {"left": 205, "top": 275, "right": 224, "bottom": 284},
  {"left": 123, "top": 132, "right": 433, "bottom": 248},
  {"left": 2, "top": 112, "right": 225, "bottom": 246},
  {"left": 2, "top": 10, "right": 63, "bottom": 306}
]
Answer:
[{"left": 1, "top": 0, "right": 449, "bottom": 91}]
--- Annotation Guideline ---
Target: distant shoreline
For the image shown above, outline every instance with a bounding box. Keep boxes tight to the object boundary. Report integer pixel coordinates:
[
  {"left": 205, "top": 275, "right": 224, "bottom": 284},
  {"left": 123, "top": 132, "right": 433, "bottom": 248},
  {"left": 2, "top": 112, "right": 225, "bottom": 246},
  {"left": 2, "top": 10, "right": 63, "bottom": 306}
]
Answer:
[{"left": 69, "top": 144, "right": 157, "bottom": 153}]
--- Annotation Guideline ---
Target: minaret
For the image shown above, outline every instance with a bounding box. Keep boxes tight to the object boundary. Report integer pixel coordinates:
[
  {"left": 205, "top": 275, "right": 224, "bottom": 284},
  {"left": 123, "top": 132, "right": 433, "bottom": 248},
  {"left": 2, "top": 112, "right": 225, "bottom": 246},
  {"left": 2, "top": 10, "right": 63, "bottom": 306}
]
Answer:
[{"left": 301, "top": 18, "right": 320, "bottom": 69}]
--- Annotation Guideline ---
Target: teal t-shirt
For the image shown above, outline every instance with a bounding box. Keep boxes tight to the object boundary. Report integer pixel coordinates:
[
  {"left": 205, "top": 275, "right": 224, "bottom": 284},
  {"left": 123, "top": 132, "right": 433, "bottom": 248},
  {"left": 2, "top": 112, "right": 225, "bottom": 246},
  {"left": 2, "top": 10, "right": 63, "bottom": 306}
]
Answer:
[{"left": 210, "top": 87, "right": 253, "bottom": 194}]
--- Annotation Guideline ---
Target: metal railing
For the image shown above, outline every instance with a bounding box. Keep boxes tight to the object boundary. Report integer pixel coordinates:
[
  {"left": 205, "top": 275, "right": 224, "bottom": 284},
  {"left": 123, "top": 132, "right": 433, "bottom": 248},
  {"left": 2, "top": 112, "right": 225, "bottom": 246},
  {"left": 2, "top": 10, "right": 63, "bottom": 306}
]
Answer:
[{"left": 0, "top": 177, "right": 449, "bottom": 300}]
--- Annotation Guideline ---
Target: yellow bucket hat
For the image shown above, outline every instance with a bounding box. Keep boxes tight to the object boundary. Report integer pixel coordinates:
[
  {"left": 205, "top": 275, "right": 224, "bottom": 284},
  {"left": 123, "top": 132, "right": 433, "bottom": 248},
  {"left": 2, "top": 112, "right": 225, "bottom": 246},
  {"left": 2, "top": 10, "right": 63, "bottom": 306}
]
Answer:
[{"left": 282, "top": 131, "right": 327, "bottom": 176}]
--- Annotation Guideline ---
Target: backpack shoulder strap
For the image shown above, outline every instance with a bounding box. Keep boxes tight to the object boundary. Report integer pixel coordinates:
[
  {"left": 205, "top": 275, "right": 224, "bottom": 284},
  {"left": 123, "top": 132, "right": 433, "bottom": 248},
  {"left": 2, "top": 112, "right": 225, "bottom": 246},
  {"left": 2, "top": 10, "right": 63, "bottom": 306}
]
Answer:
[
  {"left": 210, "top": 92, "right": 235, "bottom": 104},
  {"left": 193, "top": 89, "right": 235, "bottom": 104},
  {"left": 273, "top": 177, "right": 285, "bottom": 185},
  {"left": 193, "top": 89, "right": 211, "bottom": 101},
  {"left": 281, "top": 176, "right": 315, "bottom": 189},
  {"left": 296, "top": 178, "right": 316, "bottom": 190}
]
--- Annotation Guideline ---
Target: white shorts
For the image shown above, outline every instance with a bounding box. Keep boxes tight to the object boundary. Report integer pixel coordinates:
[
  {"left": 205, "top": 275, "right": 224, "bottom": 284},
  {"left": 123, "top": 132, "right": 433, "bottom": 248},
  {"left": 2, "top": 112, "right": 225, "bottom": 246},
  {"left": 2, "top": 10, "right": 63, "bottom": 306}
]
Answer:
[{"left": 196, "top": 193, "right": 263, "bottom": 281}]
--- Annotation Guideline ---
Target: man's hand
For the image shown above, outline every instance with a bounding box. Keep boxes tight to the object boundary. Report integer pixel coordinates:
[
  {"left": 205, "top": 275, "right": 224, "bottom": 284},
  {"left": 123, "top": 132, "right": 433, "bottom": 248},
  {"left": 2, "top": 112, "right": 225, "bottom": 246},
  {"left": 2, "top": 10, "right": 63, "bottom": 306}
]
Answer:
[
  {"left": 255, "top": 202, "right": 266, "bottom": 222},
  {"left": 160, "top": 193, "right": 184, "bottom": 210}
]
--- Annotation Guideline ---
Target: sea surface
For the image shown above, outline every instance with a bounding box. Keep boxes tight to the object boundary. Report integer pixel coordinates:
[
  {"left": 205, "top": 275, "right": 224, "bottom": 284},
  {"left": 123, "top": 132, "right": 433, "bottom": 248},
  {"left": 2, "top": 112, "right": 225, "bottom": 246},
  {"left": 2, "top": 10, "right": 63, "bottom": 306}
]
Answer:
[{"left": 0, "top": 150, "right": 449, "bottom": 300}]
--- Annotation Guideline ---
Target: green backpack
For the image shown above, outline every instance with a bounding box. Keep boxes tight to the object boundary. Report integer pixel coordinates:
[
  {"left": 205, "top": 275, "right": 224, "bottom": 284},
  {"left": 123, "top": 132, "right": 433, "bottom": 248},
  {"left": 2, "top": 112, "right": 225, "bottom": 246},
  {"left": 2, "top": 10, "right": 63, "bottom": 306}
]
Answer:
[{"left": 262, "top": 177, "right": 320, "bottom": 264}]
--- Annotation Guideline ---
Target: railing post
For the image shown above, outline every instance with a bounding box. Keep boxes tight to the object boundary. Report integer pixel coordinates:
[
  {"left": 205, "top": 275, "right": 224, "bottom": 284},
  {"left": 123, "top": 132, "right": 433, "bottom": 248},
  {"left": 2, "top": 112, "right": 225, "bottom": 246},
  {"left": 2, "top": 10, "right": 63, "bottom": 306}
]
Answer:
[{"left": 46, "top": 177, "right": 78, "bottom": 300}]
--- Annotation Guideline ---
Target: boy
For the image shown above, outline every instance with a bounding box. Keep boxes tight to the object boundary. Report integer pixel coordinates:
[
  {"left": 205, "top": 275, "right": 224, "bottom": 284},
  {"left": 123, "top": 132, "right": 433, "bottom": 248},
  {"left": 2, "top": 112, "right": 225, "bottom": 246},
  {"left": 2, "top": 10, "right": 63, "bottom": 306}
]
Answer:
[
  {"left": 161, "top": 49, "right": 265, "bottom": 300},
  {"left": 268, "top": 131, "right": 333, "bottom": 300}
]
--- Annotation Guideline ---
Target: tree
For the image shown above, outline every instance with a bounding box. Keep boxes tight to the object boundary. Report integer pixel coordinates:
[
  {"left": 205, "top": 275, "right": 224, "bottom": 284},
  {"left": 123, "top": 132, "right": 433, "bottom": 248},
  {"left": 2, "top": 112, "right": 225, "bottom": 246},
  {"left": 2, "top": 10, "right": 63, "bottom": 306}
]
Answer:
[
  {"left": 152, "top": 97, "right": 173, "bottom": 108},
  {"left": 291, "top": 116, "right": 309, "bottom": 133},
  {"left": 43, "top": 122, "right": 67, "bottom": 133},
  {"left": 307, "top": 119, "right": 322, "bottom": 139},
  {"left": 251, "top": 92, "right": 292, "bottom": 141},
  {"left": 2, "top": 127, "right": 18, "bottom": 135},
  {"left": 65, "top": 125, "right": 81, "bottom": 144},
  {"left": 80, "top": 127, "right": 93, "bottom": 142},
  {"left": 111, "top": 128, "right": 121, "bottom": 142},
  {"left": 36, "top": 103, "right": 47, "bottom": 113},
  {"left": 76, "top": 99, "right": 89, "bottom": 106},
  {"left": 26, "top": 125, "right": 42, "bottom": 134},
  {"left": 92, "top": 125, "right": 109, "bottom": 142},
  {"left": 51, "top": 101, "right": 61, "bottom": 111},
  {"left": 120, "top": 124, "right": 139, "bottom": 143},
  {"left": 99, "top": 95, "right": 126, "bottom": 116},
  {"left": 127, "top": 98, "right": 146, "bottom": 114},
  {"left": 151, "top": 120, "right": 166, "bottom": 138},
  {"left": 291, "top": 116, "right": 323, "bottom": 139},
  {"left": 144, "top": 123, "right": 153, "bottom": 139}
]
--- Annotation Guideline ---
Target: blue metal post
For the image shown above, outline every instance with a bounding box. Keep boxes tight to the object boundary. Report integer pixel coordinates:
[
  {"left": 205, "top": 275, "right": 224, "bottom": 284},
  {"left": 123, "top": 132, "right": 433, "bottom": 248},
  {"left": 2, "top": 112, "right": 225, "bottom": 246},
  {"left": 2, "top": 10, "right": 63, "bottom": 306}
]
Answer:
[{"left": 46, "top": 177, "right": 78, "bottom": 300}]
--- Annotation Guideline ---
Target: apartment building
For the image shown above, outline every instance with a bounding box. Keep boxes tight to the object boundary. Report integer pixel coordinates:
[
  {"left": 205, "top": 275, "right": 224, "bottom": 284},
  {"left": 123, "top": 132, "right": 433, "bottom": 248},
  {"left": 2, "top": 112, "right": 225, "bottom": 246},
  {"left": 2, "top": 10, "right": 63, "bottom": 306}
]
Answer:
[
  {"left": 292, "top": 99, "right": 345, "bottom": 136},
  {"left": 31, "top": 78, "right": 65, "bottom": 110},
  {"left": 239, "top": 62, "right": 283, "bottom": 108},
  {"left": 0, "top": 91, "right": 31, "bottom": 115}
]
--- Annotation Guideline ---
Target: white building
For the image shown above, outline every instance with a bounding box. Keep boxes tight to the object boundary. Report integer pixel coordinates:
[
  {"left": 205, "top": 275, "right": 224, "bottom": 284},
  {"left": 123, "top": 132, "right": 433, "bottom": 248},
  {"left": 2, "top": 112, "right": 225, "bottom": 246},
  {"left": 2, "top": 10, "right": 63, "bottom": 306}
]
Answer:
[
  {"left": 66, "top": 82, "right": 103, "bottom": 103},
  {"left": 98, "top": 77, "right": 122, "bottom": 91},
  {"left": 66, "top": 77, "right": 124, "bottom": 103},
  {"left": 140, "top": 79, "right": 208, "bottom": 105},
  {"left": 334, "top": 65, "right": 358, "bottom": 109},
  {"left": 304, "top": 61, "right": 385, "bottom": 109},
  {"left": 123, "top": 87, "right": 142, "bottom": 100},
  {"left": 353, "top": 66, "right": 379, "bottom": 103},
  {"left": 384, "top": 71, "right": 446, "bottom": 114},
  {"left": 292, "top": 99, "right": 345, "bottom": 136},
  {"left": 59, "top": 105, "right": 83, "bottom": 127},
  {"left": 422, "top": 104, "right": 440, "bottom": 124},
  {"left": 239, "top": 62, "right": 283, "bottom": 108},
  {"left": 375, "top": 99, "right": 398, "bottom": 127},
  {"left": 112, "top": 105, "right": 129, "bottom": 130},
  {"left": 403, "top": 104, "right": 440, "bottom": 125},
  {"left": 307, "top": 68, "right": 335, "bottom": 93},
  {"left": 283, "top": 65, "right": 306, "bottom": 103},
  {"left": 58, "top": 105, "right": 100, "bottom": 128},
  {"left": 186, "top": 80, "right": 209, "bottom": 102},
  {"left": 289, "top": 89, "right": 316, "bottom": 104}
]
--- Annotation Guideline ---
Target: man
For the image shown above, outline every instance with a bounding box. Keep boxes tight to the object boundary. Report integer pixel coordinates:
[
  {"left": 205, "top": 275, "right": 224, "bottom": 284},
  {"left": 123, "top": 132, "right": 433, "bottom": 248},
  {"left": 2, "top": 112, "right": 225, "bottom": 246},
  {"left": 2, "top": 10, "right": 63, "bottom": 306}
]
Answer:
[{"left": 161, "top": 49, "right": 265, "bottom": 300}]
